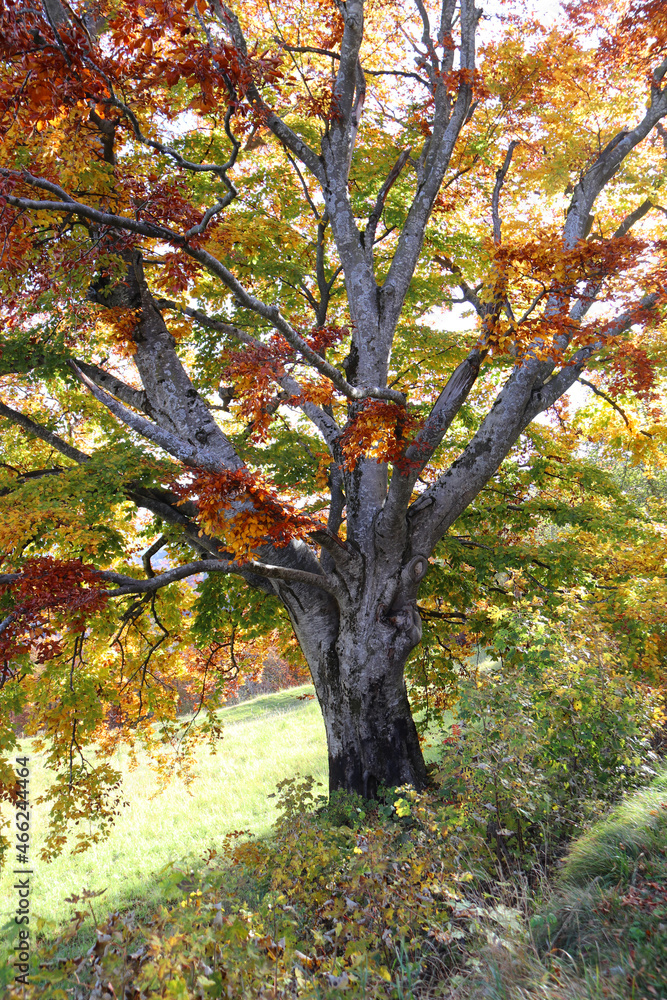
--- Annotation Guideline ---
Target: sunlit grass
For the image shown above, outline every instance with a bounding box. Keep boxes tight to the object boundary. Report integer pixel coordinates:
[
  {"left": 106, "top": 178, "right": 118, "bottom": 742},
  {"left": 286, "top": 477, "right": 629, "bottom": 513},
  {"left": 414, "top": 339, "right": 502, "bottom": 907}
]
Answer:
[
  {"left": 0, "top": 685, "right": 327, "bottom": 963},
  {"left": 561, "top": 766, "right": 667, "bottom": 887}
]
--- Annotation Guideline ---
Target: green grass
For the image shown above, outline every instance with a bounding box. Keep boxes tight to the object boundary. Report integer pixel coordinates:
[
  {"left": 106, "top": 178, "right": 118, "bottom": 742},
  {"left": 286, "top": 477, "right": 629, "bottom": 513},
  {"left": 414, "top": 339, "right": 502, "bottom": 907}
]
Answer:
[
  {"left": 0, "top": 684, "right": 327, "bottom": 968},
  {"left": 560, "top": 766, "right": 667, "bottom": 887},
  {"left": 448, "top": 769, "right": 667, "bottom": 1000},
  {"left": 528, "top": 767, "right": 667, "bottom": 995}
]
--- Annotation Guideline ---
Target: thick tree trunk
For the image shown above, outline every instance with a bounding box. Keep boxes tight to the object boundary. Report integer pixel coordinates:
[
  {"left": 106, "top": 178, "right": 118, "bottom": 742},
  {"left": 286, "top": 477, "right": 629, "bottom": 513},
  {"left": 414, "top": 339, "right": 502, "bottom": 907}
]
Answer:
[
  {"left": 321, "top": 659, "right": 427, "bottom": 798},
  {"left": 302, "top": 591, "right": 428, "bottom": 798}
]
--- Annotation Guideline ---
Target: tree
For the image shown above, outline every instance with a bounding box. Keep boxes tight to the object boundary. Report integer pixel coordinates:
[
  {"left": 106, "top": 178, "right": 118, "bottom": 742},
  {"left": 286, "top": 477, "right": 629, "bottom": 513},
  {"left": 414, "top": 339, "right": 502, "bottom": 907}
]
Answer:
[{"left": 1, "top": 0, "right": 666, "bottom": 826}]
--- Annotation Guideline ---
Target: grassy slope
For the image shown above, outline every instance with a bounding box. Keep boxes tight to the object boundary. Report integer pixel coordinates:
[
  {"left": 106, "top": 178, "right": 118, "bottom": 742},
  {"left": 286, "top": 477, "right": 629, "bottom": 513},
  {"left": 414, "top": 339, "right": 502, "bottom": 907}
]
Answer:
[
  {"left": 0, "top": 685, "right": 327, "bottom": 968},
  {"left": 456, "top": 769, "right": 667, "bottom": 1000},
  {"left": 537, "top": 768, "right": 667, "bottom": 992}
]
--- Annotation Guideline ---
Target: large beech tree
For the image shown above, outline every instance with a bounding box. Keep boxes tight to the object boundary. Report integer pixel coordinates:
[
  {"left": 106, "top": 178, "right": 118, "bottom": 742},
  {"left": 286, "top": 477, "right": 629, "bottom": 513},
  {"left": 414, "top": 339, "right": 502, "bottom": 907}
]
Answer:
[{"left": 1, "top": 0, "right": 667, "bottom": 822}]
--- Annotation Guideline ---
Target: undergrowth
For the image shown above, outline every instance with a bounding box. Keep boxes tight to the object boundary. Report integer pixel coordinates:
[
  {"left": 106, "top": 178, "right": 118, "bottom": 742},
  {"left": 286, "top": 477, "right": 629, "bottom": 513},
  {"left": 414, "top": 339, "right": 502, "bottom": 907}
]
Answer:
[
  {"left": 6, "top": 770, "right": 667, "bottom": 999},
  {"left": 2, "top": 656, "right": 665, "bottom": 998}
]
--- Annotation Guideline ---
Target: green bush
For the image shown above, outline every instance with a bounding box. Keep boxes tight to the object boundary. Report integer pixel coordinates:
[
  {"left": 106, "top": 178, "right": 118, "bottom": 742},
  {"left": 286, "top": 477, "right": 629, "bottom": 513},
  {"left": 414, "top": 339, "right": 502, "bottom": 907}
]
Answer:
[{"left": 436, "top": 653, "right": 662, "bottom": 870}]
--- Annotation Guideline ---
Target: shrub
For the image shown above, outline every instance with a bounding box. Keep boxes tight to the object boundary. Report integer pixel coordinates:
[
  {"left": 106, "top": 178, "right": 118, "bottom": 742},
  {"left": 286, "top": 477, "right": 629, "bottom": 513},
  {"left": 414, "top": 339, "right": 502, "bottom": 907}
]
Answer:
[
  {"left": 10, "top": 778, "right": 521, "bottom": 999},
  {"left": 435, "top": 651, "right": 663, "bottom": 871}
]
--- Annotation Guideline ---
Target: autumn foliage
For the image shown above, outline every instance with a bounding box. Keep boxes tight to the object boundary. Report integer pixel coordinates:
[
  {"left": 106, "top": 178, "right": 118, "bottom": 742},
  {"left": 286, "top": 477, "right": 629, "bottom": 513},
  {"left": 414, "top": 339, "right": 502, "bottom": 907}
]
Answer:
[{"left": 0, "top": 0, "right": 666, "bottom": 867}]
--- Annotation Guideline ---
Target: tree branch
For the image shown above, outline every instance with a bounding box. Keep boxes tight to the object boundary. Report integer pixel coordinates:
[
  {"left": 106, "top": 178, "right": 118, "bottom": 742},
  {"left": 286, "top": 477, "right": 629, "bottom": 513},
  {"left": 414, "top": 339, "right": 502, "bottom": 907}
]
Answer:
[
  {"left": 379, "top": 348, "right": 484, "bottom": 539},
  {"left": 562, "top": 71, "right": 667, "bottom": 252},
  {"left": 73, "top": 361, "right": 151, "bottom": 415},
  {"left": 522, "top": 292, "right": 662, "bottom": 423},
  {"left": 169, "top": 244, "right": 406, "bottom": 403},
  {"left": 99, "top": 558, "right": 339, "bottom": 597},
  {"left": 407, "top": 291, "right": 663, "bottom": 558},
  {"left": 0, "top": 400, "right": 90, "bottom": 464},
  {"left": 570, "top": 198, "right": 655, "bottom": 323},
  {"left": 434, "top": 253, "right": 484, "bottom": 316},
  {"left": 381, "top": 0, "right": 478, "bottom": 334},
  {"left": 365, "top": 148, "right": 412, "bottom": 252},
  {"left": 576, "top": 377, "right": 643, "bottom": 430},
  {"left": 142, "top": 535, "right": 168, "bottom": 578},
  {"left": 210, "top": 1, "right": 324, "bottom": 181},
  {"left": 492, "top": 141, "right": 519, "bottom": 244},
  {"left": 156, "top": 300, "right": 342, "bottom": 450},
  {"left": 1, "top": 172, "right": 402, "bottom": 405},
  {"left": 69, "top": 362, "right": 218, "bottom": 469}
]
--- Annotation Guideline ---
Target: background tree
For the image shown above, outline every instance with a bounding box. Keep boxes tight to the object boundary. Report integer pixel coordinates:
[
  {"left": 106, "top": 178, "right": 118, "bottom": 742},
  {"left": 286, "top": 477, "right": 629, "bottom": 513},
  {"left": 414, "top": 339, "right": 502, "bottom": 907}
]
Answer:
[{"left": 1, "top": 0, "right": 667, "bottom": 848}]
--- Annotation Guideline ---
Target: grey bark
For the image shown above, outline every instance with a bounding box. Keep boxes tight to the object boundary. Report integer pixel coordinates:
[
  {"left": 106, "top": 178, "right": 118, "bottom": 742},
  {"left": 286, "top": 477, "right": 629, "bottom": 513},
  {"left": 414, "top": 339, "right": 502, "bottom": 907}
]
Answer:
[{"left": 3, "top": 0, "right": 667, "bottom": 796}]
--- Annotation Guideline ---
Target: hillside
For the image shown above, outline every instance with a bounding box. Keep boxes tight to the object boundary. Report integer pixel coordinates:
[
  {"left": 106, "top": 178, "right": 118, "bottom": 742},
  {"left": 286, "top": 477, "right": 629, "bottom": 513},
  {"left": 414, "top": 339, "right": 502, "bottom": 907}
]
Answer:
[{"left": 0, "top": 685, "right": 327, "bottom": 981}]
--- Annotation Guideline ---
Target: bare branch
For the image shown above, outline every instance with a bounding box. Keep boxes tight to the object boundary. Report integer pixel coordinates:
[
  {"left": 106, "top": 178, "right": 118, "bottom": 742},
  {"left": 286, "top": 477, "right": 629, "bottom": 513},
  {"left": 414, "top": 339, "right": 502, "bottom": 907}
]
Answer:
[
  {"left": 285, "top": 150, "right": 321, "bottom": 220},
  {"left": 99, "top": 558, "right": 339, "bottom": 597},
  {"left": 210, "top": 1, "right": 324, "bottom": 180},
  {"left": 408, "top": 288, "right": 663, "bottom": 559},
  {"left": 142, "top": 535, "right": 168, "bottom": 578},
  {"left": 275, "top": 43, "right": 429, "bottom": 86},
  {"left": 576, "top": 377, "right": 651, "bottom": 432},
  {"left": 382, "top": 0, "right": 478, "bottom": 333},
  {"left": 433, "top": 254, "right": 484, "bottom": 316},
  {"left": 563, "top": 77, "right": 667, "bottom": 250},
  {"left": 523, "top": 292, "right": 662, "bottom": 421},
  {"left": 570, "top": 198, "right": 655, "bottom": 323},
  {"left": 178, "top": 245, "right": 406, "bottom": 403},
  {"left": 492, "top": 141, "right": 519, "bottom": 244},
  {"left": 333, "top": 0, "right": 365, "bottom": 153},
  {"left": 365, "top": 148, "right": 412, "bottom": 252},
  {"left": 379, "top": 348, "right": 484, "bottom": 538},
  {"left": 2, "top": 172, "right": 400, "bottom": 405}
]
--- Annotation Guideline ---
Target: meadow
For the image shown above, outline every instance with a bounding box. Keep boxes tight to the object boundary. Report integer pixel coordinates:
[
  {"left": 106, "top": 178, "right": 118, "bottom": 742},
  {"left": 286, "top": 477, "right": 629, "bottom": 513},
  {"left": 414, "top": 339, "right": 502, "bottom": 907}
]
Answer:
[
  {"left": 1, "top": 682, "right": 665, "bottom": 999},
  {"left": 0, "top": 685, "right": 328, "bottom": 967}
]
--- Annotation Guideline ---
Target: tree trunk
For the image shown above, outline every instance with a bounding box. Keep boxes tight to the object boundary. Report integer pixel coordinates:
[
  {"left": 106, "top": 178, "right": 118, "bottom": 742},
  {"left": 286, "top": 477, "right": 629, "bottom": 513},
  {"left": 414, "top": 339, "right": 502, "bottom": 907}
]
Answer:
[
  {"left": 322, "top": 664, "right": 427, "bottom": 798},
  {"left": 307, "top": 594, "right": 428, "bottom": 798}
]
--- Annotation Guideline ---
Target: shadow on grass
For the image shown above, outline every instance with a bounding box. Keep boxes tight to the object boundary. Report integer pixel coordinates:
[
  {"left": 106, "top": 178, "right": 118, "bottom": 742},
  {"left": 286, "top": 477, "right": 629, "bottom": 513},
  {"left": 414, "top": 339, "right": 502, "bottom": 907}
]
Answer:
[{"left": 0, "top": 685, "right": 328, "bottom": 989}]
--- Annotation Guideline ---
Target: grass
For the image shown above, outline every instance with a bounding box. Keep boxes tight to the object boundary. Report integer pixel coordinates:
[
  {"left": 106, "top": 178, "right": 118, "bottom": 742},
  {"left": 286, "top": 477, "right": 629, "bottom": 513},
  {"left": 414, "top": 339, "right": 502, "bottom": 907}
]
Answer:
[
  {"left": 526, "top": 767, "right": 667, "bottom": 997},
  {"left": 3, "top": 680, "right": 664, "bottom": 998},
  {"left": 560, "top": 766, "right": 667, "bottom": 887},
  {"left": 445, "top": 769, "right": 667, "bottom": 1000},
  {"left": 0, "top": 684, "right": 327, "bottom": 975}
]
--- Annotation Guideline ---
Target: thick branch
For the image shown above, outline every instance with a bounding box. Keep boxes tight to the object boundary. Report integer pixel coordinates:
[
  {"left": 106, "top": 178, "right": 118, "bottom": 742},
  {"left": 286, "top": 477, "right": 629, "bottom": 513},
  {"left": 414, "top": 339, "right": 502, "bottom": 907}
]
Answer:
[
  {"left": 99, "top": 558, "right": 339, "bottom": 597},
  {"left": 408, "top": 292, "right": 662, "bottom": 557},
  {"left": 0, "top": 400, "right": 90, "bottom": 464},
  {"left": 1, "top": 173, "right": 401, "bottom": 405},
  {"left": 174, "top": 244, "right": 405, "bottom": 403},
  {"left": 522, "top": 292, "right": 662, "bottom": 422},
  {"left": 157, "top": 300, "right": 342, "bottom": 450},
  {"left": 562, "top": 76, "right": 667, "bottom": 251},
  {"left": 142, "top": 535, "right": 168, "bottom": 578},
  {"left": 570, "top": 198, "right": 655, "bottom": 323},
  {"left": 73, "top": 361, "right": 151, "bottom": 415},
  {"left": 69, "top": 362, "right": 217, "bottom": 468},
  {"left": 378, "top": 348, "right": 484, "bottom": 542}
]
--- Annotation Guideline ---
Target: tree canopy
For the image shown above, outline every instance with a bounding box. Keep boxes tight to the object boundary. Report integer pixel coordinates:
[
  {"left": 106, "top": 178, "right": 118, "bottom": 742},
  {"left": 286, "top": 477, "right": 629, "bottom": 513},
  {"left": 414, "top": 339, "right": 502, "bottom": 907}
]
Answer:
[{"left": 1, "top": 0, "right": 667, "bottom": 858}]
